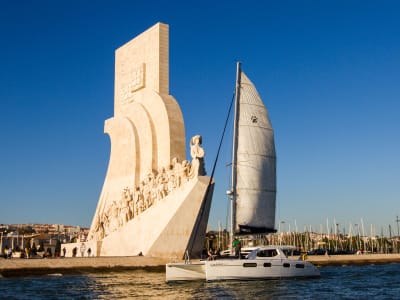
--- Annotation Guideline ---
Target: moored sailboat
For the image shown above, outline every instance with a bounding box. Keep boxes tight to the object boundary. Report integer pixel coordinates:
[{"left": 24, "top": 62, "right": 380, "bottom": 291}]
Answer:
[{"left": 166, "top": 62, "right": 320, "bottom": 281}]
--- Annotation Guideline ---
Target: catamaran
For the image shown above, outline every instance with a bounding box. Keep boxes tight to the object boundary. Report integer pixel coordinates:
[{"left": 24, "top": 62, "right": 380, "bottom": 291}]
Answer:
[{"left": 166, "top": 62, "right": 320, "bottom": 281}]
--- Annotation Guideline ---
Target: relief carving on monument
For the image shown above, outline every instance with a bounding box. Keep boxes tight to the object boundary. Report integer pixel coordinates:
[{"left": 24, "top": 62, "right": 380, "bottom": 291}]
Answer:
[{"left": 88, "top": 136, "right": 205, "bottom": 241}]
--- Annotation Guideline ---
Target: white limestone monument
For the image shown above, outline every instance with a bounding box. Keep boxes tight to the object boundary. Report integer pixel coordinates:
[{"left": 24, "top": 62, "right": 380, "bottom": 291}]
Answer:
[{"left": 63, "top": 23, "right": 214, "bottom": 258}]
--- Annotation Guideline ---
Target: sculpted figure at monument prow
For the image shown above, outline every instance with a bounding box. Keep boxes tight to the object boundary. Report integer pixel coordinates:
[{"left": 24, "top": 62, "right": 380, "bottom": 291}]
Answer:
[{"left": 188, "top": 135, "right": 206, "bottom": 178}]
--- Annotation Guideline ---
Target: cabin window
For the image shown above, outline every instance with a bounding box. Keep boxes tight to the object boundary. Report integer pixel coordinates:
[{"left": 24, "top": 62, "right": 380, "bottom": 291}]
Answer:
[
  {"left": 282, "top": 249, "right": 292, "bottom": 257},
  {"left": 243, "top": 263, "right": 257, "bottom": 267},
  {"left": 263, "top": 262, "right": 272, "bottom": 267},
  {"left": 283, "top": 263, "right": 290, "bottom": 268},
  {"left": 257, "top": 249, "right": 278, "bottom": 257},
  {"left": 295, "top": 264, "right": 305, "bottom": 269}
]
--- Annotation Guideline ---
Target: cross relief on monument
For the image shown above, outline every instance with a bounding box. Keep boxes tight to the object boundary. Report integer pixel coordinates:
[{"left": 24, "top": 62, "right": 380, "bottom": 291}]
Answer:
[{"left": 119, "top": 63, "right": 146, "bottom": 104}]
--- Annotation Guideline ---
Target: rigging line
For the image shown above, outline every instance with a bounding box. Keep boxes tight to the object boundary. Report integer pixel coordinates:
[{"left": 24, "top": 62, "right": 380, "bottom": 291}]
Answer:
[
  {"left": 210, "top": 91, "right": 236, "bottom": 179},
  {"left": 186, "top": 91, "right": 236, "bottom": 256}
]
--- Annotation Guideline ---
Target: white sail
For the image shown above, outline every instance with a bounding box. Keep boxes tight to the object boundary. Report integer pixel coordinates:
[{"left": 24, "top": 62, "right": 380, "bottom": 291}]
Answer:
[{"left": 234, "top": 71, "right": 276, "bottom": 234}]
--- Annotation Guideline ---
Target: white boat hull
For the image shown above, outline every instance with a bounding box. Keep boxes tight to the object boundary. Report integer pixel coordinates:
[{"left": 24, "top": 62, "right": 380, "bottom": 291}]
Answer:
[
  {"left": 166, "top": 261, "right": 206, "bottom": 282},
  {"left": 205, "top": 258, "right": 320, "bottom": 281},
  {"left": 166, "top": 259, "right": 319, "bottom": 282},
  {"left": 166, "top": 246, "right": 320, "bottom": 282}
]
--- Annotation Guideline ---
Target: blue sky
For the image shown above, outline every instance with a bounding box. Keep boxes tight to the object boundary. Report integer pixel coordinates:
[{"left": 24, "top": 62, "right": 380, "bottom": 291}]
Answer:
[{"left": 1, "top": 1, "right": 399, "bottom": 236}]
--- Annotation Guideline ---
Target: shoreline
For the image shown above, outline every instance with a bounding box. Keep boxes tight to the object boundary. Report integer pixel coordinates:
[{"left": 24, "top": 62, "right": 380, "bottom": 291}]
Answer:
[
  {"left": 1, "top": 254, "right": 400, "bottom": 277},
  {"left": 0, "top": 256, "right": 169, "bottom": 277},
  {"left": 304, "top": 253, "right": 400, "bottom": 266}
]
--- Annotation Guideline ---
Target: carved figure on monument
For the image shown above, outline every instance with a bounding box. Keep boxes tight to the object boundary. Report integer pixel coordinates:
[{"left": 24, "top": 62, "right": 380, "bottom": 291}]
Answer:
[
  {"left": 188, "top": 135, "right": 206, "bottom": 178},
  {"left": 128, "top": 194, "right": 135, "bottom": 219},
  {"left": 102, "top": 214, "right": 110, "bottom": 237},
  {"left": 108, "top": 201, "right": 120, "bottom": 232},
  {"left": 171, "top": 157, "right": 183, "bottom": 188},
  {"left": 91, "top": 215, "right": 105, "bottom": 241},
  {"left": 143, "top": 172, "right": 155, "bottom": 209},
  {"left": 126, "top": 187, "right": 133, "bottom": 219},
  {"left": 149, "top": 172, "right": 158, "bottom": 205},
  {"left": 181, "top": 160, "right": 190, "bottom": 182},
  {"left": 119, "top": 187, "right": 131, "bottom": 226},
  {"left": 138, "top": 182, "right": 145, "bottom": 213},
  {"left": 165, "top": 164, "right": 175, "bottom": 193},
  {"left": 156, "top": 167, "right": 168, "bottom": 201},
  {"left": 142, "top": 180, "right": 149, "bottom": 211},
  {"left": 167, "top": 173, "right": 177, "bottom": 193},
  {"left": 134, "top": 186, "right": 141, "bottom": 215}
]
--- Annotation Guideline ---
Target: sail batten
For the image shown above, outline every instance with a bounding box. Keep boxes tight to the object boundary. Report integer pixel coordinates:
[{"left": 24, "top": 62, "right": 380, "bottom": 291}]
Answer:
[{"left": 234, "top": 69, "right": 276, "bottom": 234}]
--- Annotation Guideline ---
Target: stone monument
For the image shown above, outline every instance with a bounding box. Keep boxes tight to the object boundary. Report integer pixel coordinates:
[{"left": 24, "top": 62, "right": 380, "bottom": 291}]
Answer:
[{"left": 62, "top": 23, "right": 214, "bottom": 259}]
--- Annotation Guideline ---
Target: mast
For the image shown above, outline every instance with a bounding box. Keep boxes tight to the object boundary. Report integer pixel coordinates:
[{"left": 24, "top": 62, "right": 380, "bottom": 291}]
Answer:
[{"left": 230, "top": 61, "right": 241, "bottom": 248}]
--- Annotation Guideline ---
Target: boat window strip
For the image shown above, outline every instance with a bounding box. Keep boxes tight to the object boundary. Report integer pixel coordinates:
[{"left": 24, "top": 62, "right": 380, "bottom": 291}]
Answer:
[{"left": 243, "top": 263, "right": 257, "bottom": 267}]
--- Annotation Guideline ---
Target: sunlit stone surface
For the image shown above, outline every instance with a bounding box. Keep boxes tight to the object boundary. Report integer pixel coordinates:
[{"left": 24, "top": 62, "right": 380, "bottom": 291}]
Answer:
[{"left": 62, "top": 23, "right": 213, "bottom": 259}]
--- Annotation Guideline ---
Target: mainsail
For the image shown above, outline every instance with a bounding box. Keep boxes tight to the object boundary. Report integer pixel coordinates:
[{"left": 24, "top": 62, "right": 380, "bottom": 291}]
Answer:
[{"left": 231, "top": 63, "right": 276, "bottom": 234}]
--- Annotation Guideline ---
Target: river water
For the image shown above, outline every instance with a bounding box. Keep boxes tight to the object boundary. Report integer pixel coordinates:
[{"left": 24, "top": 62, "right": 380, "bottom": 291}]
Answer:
[{"left": 1, "top": 263, "right": 399, "bottom": 299}]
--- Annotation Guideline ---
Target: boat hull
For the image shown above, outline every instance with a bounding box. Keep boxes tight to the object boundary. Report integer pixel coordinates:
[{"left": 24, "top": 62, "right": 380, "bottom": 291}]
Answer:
[
  {"left": 205, "top": 258, "right": 320, "bottom": 281},
  {"left": 166, "top": 258, "right": 320, "bottom": 282},
  {"left": 166, "top": 261, "right": 206, "bottom": 282}
]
